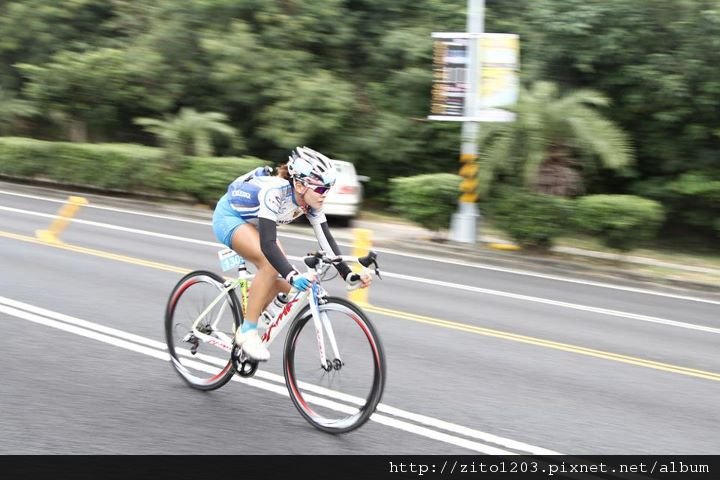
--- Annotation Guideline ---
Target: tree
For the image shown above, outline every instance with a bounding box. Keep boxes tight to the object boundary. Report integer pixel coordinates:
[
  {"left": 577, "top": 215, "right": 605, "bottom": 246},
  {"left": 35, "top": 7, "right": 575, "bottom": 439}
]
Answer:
[
  {"left": 476, "top": 81, "right": 633, "bottom": 197},
  {"left": 0, "top": 0, "right": 112, "bottom": 89},
  {"left": 134, "top": 108, "right": 240, "bottom": 158},
  {"left": 0, "top": 87, "right": 36, "bottom": 135},
  {"left": 19, "top": 47, "right": 173, "bottom": 141}
]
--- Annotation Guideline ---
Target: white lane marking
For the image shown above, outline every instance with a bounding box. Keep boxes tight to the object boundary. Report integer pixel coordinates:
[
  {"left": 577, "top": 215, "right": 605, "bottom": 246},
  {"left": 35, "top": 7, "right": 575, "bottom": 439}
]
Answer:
[
  {"left": 0, "top": 188, "right": 210, "bottom": 225},
  {"left": 365, "top": 245, "right": 720, "bottom": 305},
  {"left": 0, "top": 296, "right": 560, "bottom": 455},
  {"left": 0, "top": 205, "right": 217, "bottom": 246},
  {"left": 382, "top": 272, "right": 720, "bottom": 334},
  {"left": 1, "top": 205, "right": 718, "bottom": 333},
  {"left": 0, "top": 296, "right": 167, "bottom": 349},
  {"left": 1, "top": 195, "right": 718, "bottom": 306}
]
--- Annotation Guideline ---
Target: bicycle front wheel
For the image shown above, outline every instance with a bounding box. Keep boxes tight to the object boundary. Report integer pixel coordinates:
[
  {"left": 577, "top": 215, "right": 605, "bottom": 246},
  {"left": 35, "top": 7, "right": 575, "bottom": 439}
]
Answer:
[
  {"left": 284, "top": 297, "right": 386, "bottom": 433},
  {"left": 165, "top": 270, "right": 241, "bottom": 391}
]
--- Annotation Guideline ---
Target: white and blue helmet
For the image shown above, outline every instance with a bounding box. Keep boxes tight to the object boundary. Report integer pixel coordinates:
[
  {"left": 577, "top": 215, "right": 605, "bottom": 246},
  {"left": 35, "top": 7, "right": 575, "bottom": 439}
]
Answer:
[{"left": 287, "top": 146, "right": 336, "bottom": 186}]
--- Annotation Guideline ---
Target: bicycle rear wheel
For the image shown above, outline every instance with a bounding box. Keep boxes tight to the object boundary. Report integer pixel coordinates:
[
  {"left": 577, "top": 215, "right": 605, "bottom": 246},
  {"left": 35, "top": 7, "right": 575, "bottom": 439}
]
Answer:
[
  {"left": 284, "top": 297, "right": 386, "bottom": 433},
  {"left": 165, "top": 270, "right": 241, "bottom": 391}
]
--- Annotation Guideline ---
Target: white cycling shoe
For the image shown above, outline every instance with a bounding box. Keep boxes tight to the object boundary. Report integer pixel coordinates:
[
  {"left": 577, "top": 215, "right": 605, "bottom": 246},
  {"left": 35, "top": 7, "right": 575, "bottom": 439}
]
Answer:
[{"left": 234, "top": 328, "right": 270, "bottom": 362}]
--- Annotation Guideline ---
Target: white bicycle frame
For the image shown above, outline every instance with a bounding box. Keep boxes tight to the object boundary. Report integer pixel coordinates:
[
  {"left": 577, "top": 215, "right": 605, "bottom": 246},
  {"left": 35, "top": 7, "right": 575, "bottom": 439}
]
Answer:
[{"left": 188, "top": 251, "right": 367, "bottom": 369}]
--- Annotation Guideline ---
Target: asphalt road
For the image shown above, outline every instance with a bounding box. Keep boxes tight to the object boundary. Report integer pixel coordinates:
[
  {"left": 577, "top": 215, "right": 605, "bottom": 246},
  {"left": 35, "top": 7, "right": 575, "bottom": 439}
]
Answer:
[{"left": 1, "top": 182, "right": 719, "bottom": 455}]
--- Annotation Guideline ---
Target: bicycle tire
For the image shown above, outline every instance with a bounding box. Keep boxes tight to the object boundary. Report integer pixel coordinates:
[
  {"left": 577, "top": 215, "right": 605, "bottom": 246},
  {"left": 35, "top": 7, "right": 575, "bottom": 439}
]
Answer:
[
  {"left": 165, "top": 270, "right": 242, "bottom": 391},
  {"left": 283, "top": 297, "right": 386, "bottom": 433}
]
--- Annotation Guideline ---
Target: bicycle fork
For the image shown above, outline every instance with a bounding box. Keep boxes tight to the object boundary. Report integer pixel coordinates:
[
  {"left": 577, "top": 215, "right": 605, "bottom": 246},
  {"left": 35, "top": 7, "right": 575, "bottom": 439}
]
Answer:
[{"left": 309, "top": 283, "right": 343, "bottom": 372}]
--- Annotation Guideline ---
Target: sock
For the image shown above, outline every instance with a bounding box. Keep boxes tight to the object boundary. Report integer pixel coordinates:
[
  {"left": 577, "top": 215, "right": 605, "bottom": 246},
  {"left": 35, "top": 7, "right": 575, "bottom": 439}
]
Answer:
[{"left": 240, "top": 320, "right": 258, "bottom": 334}]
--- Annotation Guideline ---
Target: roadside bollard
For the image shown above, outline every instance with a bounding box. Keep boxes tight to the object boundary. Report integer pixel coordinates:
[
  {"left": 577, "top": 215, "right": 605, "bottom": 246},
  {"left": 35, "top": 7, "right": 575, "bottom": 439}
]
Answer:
[
  {"left": 36, "top": 196, "right": 88, "bottom": 244},
  {"left": 348, "top": 228, "right": 372, "bottom": 306}
]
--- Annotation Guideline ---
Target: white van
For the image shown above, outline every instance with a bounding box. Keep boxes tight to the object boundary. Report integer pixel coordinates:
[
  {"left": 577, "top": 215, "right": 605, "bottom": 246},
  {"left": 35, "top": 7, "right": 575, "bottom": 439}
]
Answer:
[{"left": 323, "top": 160, "right": 369, "bottom": 227}]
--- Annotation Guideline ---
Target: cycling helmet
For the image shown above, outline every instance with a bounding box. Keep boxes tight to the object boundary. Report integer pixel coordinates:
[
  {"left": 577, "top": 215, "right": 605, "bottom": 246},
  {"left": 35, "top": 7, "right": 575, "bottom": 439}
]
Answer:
[{"left": 287, "top": 146, "right": 336, "bottom": 186}]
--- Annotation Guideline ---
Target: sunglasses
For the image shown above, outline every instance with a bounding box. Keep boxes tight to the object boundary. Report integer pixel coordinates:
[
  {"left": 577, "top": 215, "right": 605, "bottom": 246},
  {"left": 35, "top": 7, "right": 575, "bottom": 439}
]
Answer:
[{"left": 304, "top": 183, "right": 333, "bottom": 195}]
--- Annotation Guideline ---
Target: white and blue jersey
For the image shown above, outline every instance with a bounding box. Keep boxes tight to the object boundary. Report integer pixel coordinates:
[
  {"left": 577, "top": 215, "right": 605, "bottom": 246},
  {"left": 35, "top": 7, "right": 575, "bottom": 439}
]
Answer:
[{"left": 225, "top": 168, "right": 326, "bottom": 226}]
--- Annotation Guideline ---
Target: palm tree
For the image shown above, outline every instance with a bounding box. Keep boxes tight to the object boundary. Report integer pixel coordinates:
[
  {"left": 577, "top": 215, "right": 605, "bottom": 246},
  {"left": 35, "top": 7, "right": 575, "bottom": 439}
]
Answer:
[
  {"left": 134, "top": 108, "right": 240, "bottom": 158},
  {"left": 476, "top": 81, "right": 633, "bottom": 197}
]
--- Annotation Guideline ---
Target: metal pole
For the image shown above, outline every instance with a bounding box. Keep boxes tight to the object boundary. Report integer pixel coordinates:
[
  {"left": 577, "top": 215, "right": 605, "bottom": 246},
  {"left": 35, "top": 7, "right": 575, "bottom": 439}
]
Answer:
[{"left": 449, "top": 0, "right": 484, "bottom": 244}]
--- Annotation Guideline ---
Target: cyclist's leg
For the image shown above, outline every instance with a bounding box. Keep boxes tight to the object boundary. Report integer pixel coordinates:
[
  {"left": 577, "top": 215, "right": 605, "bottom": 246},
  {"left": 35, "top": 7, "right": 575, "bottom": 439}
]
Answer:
[
  {"left": 212, "top": 197, "right": 287, "bottom": 313},
  {"left": 229, "top": 224, "right": 288, "bottom": 324}
]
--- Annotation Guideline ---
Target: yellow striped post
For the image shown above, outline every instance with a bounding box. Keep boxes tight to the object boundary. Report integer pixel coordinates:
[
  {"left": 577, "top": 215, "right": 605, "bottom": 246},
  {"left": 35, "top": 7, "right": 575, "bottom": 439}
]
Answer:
[
  {"left": 36, "top": 196, "right": 88, "bottom": 244},
  {"left": 458, "top": 153, "right": 479, "bottom": 204},
  {"left": 348, "top": 228, "right": 372, "bottom": 306}
]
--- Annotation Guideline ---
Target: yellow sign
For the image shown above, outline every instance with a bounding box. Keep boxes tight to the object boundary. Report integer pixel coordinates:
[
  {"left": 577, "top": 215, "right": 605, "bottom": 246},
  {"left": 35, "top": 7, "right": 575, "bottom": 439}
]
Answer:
[{"left": 429, "top": 32, "right": 519, "bottom": 122}]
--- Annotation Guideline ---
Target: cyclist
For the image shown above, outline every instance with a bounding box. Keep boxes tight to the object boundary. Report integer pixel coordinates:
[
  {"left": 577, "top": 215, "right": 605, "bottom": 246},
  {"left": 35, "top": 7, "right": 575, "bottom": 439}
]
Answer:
[{"left": 212, "top": 146, "right": 371, "bottom": 361}]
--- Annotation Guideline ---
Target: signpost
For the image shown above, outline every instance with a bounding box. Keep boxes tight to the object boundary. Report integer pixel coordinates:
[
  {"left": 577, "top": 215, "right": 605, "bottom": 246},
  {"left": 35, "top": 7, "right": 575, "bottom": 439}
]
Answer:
[{"left": 429, "top": 0, "right": 519, "bottom": 244}]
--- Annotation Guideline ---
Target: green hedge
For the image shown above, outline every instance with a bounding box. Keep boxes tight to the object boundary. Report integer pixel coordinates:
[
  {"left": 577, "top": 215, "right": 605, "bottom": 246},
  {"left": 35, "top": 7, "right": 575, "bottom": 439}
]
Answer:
[
  {"left": 575, "top": 194, "right": 665, "bottom": 251},
  {"left": 389, "top": 173, "right": 462, "bottom": 232},
  {"left": 0, "top": 137, "right": 267, "bottom": 204},
  {"left": 483, "top": 187, "right": 575, "bottom": 250}
]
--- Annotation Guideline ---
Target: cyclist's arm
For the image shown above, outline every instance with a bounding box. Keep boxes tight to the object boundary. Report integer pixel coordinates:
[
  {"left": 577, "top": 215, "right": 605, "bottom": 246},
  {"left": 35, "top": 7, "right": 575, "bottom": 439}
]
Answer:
[
  {"left": 257, "top": 184, "right": 299, "bottom": 283},
  {"left": 310, "top": 218, "right": 352, "bottom": 279},
  {"left": 258, "top": 217, "right": 297, "bottom": 282}
]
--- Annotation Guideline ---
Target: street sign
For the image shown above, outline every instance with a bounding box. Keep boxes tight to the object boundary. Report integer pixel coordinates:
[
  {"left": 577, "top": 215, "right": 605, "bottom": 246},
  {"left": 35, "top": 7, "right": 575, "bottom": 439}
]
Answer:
[{"left": 429, "top": 32, "right": 519, "bottom": 122}]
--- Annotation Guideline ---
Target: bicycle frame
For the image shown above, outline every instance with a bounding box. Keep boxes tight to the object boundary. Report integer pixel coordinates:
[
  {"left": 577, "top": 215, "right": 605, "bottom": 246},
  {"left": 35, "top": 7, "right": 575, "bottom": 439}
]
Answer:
[
  {"left": 260, "top": 280, "right": 340, "bottom": 370},
  {"left": 185, "top": 265, "right": 250, "bottom": 354},
  {"left": 187, "top": 252, "right": 343, "bottom": 370}
]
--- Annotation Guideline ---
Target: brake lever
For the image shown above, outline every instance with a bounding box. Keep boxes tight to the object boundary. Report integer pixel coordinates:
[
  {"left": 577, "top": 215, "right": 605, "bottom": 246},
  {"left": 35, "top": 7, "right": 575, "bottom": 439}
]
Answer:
[{"left": 371, "top": 260, "right": 381, "bottom": 280}]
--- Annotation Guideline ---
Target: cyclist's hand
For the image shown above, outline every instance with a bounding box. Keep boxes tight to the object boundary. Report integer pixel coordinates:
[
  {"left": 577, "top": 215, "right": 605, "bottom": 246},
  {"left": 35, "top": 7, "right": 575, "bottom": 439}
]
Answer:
[
  {"left": 289, "top": 272, "right": 313, "bottom": 291},
  {"left": 345, "top": 271, "right": 372, "bottom": 289}
]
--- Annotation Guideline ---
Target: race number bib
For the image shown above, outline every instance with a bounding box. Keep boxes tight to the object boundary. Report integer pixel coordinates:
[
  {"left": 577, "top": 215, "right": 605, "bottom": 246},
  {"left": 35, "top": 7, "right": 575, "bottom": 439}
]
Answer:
[{"left": 218, "top": 248, "right": 244, "bottom": 272}]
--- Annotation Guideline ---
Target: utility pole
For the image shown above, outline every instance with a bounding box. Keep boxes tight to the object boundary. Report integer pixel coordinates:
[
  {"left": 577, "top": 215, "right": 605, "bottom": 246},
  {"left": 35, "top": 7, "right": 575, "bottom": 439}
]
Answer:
[{"left": 449, "top": 0, "right": 484, "bottom": 244}]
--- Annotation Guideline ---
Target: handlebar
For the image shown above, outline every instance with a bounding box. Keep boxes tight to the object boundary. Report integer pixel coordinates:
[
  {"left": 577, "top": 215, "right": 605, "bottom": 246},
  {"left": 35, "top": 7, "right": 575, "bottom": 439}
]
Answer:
[{"left": 302, "top": 250, "right": 381, "bottom": 279}]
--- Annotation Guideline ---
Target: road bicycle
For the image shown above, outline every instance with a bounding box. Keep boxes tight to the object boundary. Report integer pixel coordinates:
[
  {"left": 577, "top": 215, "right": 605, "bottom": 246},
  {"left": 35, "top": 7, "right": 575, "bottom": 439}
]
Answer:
[{"left": 164, "top": 248, "right": 386, "bottom": 433}]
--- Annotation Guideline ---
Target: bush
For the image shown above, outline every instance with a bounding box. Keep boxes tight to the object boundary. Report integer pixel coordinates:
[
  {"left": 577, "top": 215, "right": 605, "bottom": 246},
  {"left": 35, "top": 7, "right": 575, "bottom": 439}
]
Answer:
[
  {"left": 163, "top": 156, "right": 268, "bottom": 205},
  {"left": 483, "top": 187, "right": 574, "bottom": 250},
  {"left": 0, "top": 137, "right": 267, "bottom": 204},
  {"left": 0, "top": 137, "right": 166, "bottom": 190},
  {"left": 389, "top": 173, "right": 462, "bottom": 232},
  {"left": 575, "top": 194, "right": 665, "bottom": 251}
]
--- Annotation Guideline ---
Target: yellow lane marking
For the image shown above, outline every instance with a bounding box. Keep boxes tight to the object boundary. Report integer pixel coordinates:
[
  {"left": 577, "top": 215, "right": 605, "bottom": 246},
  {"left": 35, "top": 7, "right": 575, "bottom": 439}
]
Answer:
[
  {"left": 365, "top": 305, "right": 720, "bottom": 382},
  {"left": 3, "top": 228, "right": 719, "bottom": 382},
  {"left": 0, "top": 230, "right": 189, "bottom": 275}
]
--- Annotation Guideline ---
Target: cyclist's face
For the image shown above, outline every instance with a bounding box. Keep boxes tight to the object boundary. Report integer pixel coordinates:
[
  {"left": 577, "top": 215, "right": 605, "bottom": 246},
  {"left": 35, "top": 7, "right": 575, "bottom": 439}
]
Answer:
[
  {"left": 304, "top": 184, "right": 329, "bottom": 209},
  {"left": 298, "top": 180, "right": 332, "bottom": 209}
]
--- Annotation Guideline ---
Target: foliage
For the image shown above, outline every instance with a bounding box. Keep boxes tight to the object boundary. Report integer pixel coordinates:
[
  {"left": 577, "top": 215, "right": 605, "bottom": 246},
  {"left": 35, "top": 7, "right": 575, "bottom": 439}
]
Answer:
[
  {"left": 574, "top": 194, "right": 665, "bottom": 251},
  {"left": 519, "top": 0, "right": 720, "bottom": 231},
  {"left": 0, "top": 137, "right": 265, "bottom": 203},
  {"left": 483, "top": 187, "right": 575, "bottom": 250},
  {"left": 163, "top": 156, "right": 267, "bottom": 205},
  {"left": 388, "top": 173, "right": 461, "bottom": 232},
  {"left": 0, "top": 0, "right": 718, "bottom": 243},
  {"left": 19, "top": 47, "right": 174, "bottom": 141},
  {"left": 633, "top": 171, "right": 720, "bottom": 237},
  {"left": 0, "top": 87, "right": 37, "bottom": 135},
  {"left": 134, "top": 108, "right": 241, "bottom": 159},
  {"left": 477, "top": 81, "right": 633, "bottom": 197}
]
